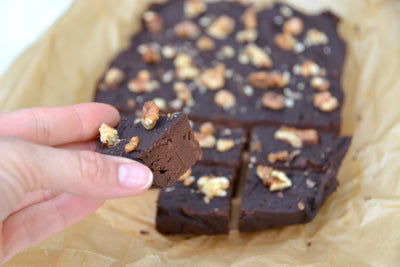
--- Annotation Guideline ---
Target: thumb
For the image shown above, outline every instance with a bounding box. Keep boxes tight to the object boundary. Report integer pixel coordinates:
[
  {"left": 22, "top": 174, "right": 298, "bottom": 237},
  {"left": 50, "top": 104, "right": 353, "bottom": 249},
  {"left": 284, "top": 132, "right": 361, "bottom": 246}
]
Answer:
[{"left": 0, "top": 137, "right": 153, "bottom": 220}]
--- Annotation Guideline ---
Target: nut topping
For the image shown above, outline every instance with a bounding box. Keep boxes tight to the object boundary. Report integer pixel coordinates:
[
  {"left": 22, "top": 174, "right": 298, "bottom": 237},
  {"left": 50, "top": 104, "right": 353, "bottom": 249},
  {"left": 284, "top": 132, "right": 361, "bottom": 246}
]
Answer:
[
  {"left": 184, "top": 0, "right": 207, "bottom": 18},
  {"left": 236, "top": 29, "right": 258, "bottom": 43},
  {"left": 174, "top": 53, "right": 199, "bottom": 80},
  {"left": 174, "top": 82, "right": 193, "bottom": 104},
  {"left": 313, "top": 91, "right": 339, "bottom": 112},
  {"left": 282, "top": 17, "right": 304, "bottom": 36},
  {"left": 197, "top": 175, "right": 230, "bottom": 203},
  {"left": 199, "top": 122, "right": 216, "bottom": 135},
  {"left": 99, "top": 123, "right": 120, "bottom": 148},
  {"left": 293, "top": 60, "right": 323, "bottom": 77},
  {"left": 143, "top": 11, "right": 164, "bottom": 34},
  {"left": 214, "top": 90, "right": 236, "bottom": 110},
  {"left": 267, "top": 150, "right": 289, "bottom": 163},
  {"left": 161, "top": 45, "right": 176, "bottom": 59},
  {"left": 256, "top": 165, "right": 292, "bottom": 191},
  {"left": 197, "top": 36, "right": 215, "bottom": 51},
  {"left": 245, "top": 44, "right": 273, "bottom": 68},
  {"left": 198, "top": 63, "right": 226, "bottom": 90},
  {"left": 207, "top": 15, "right": 235, "bottom": 40},
  {"left": 261, "top": 92, "right": 285, "bottom": 110},
  {"left": 104, "top": 67, "right": 125, "bottom": 88},
  {"left": 304, "top": 29, "right": 329, "bottom": 46},
  {"left": 249, "top": 71, "right": 290, "bottom": 89},
  {"left": 138, "top": 44, "right": 160, "bottom": 64},
  {"left": 195, "top": 132, "right": 216, "bottom": 148},
  {"left": 274, "top": 32, "right": 297, "bottom": 51},
  {"left": 125, "top": 136, "right": 140, "bottom": 153},
  {"left": 310, "top": 77, "right": 330, "bottom": 91},
  {"left": 128, "top": 70, "right": 159, "bottom": 93},
  {"left": 141, "top": 101, "right": 159, "bottom": 130},
  {"left": 174, "top": 20, "right": 201, "bottom": 40},
  {"left": 242, "top": 6, "right": 257, "bottom": 29},
  {"left": 274, "top": 126, "right": 318, "bottom": 148},
  {"left": 153, "top": 97, "right": 167, "bottom": 111},
  {"left": 216, "top": 138, "right": 235, "bottom": 152}
]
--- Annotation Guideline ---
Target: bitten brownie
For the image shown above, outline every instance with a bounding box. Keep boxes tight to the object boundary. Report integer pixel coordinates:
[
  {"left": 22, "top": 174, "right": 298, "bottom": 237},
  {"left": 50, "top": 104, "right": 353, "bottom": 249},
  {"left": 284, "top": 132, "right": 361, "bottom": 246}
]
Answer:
[
  {"left": 156, "top": 164, "right": 235, "bottom": 235},
  {"left": 96, "top": 111, "right": 202, "bottom": 188}
]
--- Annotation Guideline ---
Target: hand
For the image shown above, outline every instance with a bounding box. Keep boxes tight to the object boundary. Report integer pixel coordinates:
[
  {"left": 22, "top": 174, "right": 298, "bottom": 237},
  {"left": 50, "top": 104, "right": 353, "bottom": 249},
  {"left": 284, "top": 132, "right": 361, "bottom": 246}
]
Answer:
[{"left": 0, "top": 103, "right": 153, "bottom": 264}]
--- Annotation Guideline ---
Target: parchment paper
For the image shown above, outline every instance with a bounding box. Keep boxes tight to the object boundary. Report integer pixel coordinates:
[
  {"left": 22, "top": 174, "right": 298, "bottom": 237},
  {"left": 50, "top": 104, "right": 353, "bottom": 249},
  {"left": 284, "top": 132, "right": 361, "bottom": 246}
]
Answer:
[{"left": 1, "top": 0, "right": 400, "bottom": 266}]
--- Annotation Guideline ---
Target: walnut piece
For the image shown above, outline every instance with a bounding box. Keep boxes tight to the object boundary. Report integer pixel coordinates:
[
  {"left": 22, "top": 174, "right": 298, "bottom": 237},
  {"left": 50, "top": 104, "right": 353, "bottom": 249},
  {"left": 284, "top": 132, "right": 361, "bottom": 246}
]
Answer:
[
  {"left": 152, "top": 97, "right": 167, "bottom": 111},
  {"left": 197, "top": 36, "right": 215, "bottom": 51},
  {"left": 214, "top": 90, "right": 236, "bottom": 110},
  {"left": 282, "top": 17, "right": 304, "bottom": 36},
  {"left": 310, "top": 77, "right": 330, "bottom": 91},
  {"left": 143, "top": 11, "right": 164, "bottom": 34},
  {"left": 99, "top": 123, "right": 120, "bottom": 148},
  {"left": 138, "top": 44, "right": 160, "bottom": 64},
  {"left": 184, "top": 0, "right": 207, "bottom": 18},
  {"left": 207, "top": 15, "right": 235, "bottom": 40},
  {"left": 293, "top": 60, "right": 323, "bottom": 77},
  {"left": 174, "top": 20, "right": 200, "bottom": 40},
  {"left": 242, "top": 6, "right": 257, "bottom": 29},
  {"left": 249, "top": 71, "right": 290, "bottom": 89},
  {"left": 245, "top": 44, "right": 273, "bottom": 69},
  {"left": 236, "top": 29, "right": 258, "bottom": 43},
  {"left": 105, "top": 67, "right": 125, "bottom": 88},
  {"left": 267, "top": 150, "right": 289, "bottom": 163},
  {"left": 178, "top": 168, "right": 192, "bottom": 181},
  {"left": 261, "top": 92, "right": 285, "bottom": 110},
  {"left": 305, "top": 29, "right": 329, "bottom": 46},
  {"left": 198, "top": 63, "right": 226, "bottom": 90},
  {"left": 174, "top": 53, "right": 199, "bottom": 80},
  {"left": 128, "top": 70, "right": 159, "bottom": 93},
  {"left": 161, "top": 45, "right": 176, "bottom": 59},
  {"left": 274, "top": 126, "right": 318, "bottom": 148},
  {"left": 197, "top": 175, "right": 230, "bottom": 203},
  {"left": 194, "top": 132, "right": 216, "bottom": 148},
  {"left": 256, "top": 165, "right": 292, "bottom": 191},
  {"left": 274, "top": 32, "right": 297, "bottom": 51},
  {"left": 216, "top": 138, "right": 235, "bottom": 152},
  {"left": 173, "top": 82, "right": 193, "bottom": 104},
  {"left": 313, "top": 91, "right": 339, "bottom": 112},
  {"left": 141, "top": 101, "right": 160, "bottom": 130},
  {"left": 199, "top": 122, "right": 216, "bottom": 135},
  {"left": 125, "top": 136, "right": 140, "bottom": 153}
]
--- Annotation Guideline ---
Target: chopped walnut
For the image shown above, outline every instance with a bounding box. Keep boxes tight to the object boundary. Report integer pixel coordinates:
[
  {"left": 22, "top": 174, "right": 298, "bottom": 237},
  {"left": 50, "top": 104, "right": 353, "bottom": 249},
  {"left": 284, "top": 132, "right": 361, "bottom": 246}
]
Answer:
[
  {"left": 99, "top": 123, "right": 120, "bottom": 148},
  {"left": 249, "top": 71, "right": 290, "bottom": 89},
  {"left": 295, "top": 60, "right": 323, "bottom": 77},
  {"left": 242, "top": 6, "right": 257, "bottom": 29},
  {"left": 198, "top": 63, "right": 226, "bottom": 90},
  {"left": 169, "top": 99, "right": 183, "bottom": 110},
  {"left": 297, "top": 202, "right": 305, "bottom": 210},
  {"left": 207, "top": 15, "right": 235, "bottom": 40},
  {"left": 138, "top": 44, "right": 160, "bottom": 64},
  {"left": 141, "top": 101, "right": 159, "bottom": 130},
  {"left": 200, "top": 122, "right": 216, "bottom": 135},
  {"left": 256, "top": 165, "right": 292, "bottom": 191},
  {"left": 197, "top": 36, "right": 215, "bottom": 51},
  {"left": 274, "top": 126, "right": 318, "bottom": 148},
  {"left": 197, "top": 175, "right": 230, "bottom": 203},
  {"left": 127, "top": 98, "right": 136, "bottom": 108},
  {"left": 195, "top": 132, "right": 216, "bottom": 148},
  {"left": 178, "top": 168, "right": 192, "bottom": 181},
  {"left": 216, "top": 138, "right": 235, "bottom": 152},
  {"left": 274, "top": 32, "right": 298, "bottom": 51},
  {"left": 174, "top": 53, "right": 199, "bottom": 80},
  {"left": 125, "top": 136, "right": 140, "bottom": 153},
  {"left": 174, "top": 20, "right": 200, "bottom": 40},
  {"left": 152, "top": 97, "right": 167, "bottom": 111},
  {"left": 267, "top": 150, "right": 289, "bottom": 163},
  {"left": 214, "top": 90, "right": 236, "bottom": 110},
  {"left": 245, "top": 44, "right": 273, "bottom": 68},
  {"left": 173, "top": 82, "right": 193, "bottom": 104},
  {"left": 283, "top": 17, "right": 304, "bottom": 36},
  {"left": 104, "top": 67, "right": 125, "bottom": 88},
  {"left": 313, "top": 91, "right": 339, "bottom": 112},
  {"left": 236, "top": 29, "right": 258, "bottom": 43},
  {"left": 174, "top": 53, "right": 193, "bottom": 68},
  {"left": 161, "top": 45, "right": 176, "bottom": 59},
  {"left": 220, "top": 46, "right": 235, "bottom": 58},
  {"left": 184, "top": 0, "right": 207, "bottom": 18},
  {"left": 143, "top": 11, "right": 164, "bottom": 34},
  {"left": 310, "top": 77, "right": 330, "bottom": 91},
  {"left": 261, "top": 92, "right": 285, "bottom": 110},
  {"left": 304, "top": 29, "right": 329, "bottom": 46},
  {"left": 128, "top": 70, "right": 159, "bottom": 93}
]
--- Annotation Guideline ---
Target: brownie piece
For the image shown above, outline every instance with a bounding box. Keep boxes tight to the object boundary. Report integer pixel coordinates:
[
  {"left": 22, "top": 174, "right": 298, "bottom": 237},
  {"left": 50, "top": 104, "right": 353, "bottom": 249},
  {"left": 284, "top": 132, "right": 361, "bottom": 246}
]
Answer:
[
  {"left": 157, "top": 164, "right": 235, "bottom": 235},
  {"left": 192, "top": 122, "right": 247, "bottom": 168},
  {"left": 96, "top": 112, "right": 202, "bottom": 188},
  {"left": 238, "top": 165, "right": 339, "bottom": 232},
  {"left": 94, "top": 0, "right": 346, "bottom": 131},
  {"left": 249, "top": 126, "right": 351, "bottom": 172}
]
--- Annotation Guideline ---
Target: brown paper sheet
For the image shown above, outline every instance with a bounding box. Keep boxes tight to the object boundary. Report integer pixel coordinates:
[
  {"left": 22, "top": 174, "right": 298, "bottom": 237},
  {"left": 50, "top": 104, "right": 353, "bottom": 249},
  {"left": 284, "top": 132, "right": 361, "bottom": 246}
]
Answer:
[{"left": 2, "top": 0, "right": 400, "bottom": 265}]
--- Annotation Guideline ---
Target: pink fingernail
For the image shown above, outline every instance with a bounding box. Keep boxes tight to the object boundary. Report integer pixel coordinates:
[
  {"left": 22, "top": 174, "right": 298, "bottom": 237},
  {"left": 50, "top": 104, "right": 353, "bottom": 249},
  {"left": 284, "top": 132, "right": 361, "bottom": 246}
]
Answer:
[{"left": 118, "top": 164, "right": 153, "bottom": 189}]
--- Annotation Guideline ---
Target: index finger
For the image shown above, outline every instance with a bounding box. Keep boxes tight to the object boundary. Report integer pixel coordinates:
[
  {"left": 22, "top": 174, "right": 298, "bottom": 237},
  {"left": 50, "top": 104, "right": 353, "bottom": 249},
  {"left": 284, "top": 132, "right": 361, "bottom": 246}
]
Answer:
[{"left": 0, "top": 103, "right": 120, "bottom": 146}]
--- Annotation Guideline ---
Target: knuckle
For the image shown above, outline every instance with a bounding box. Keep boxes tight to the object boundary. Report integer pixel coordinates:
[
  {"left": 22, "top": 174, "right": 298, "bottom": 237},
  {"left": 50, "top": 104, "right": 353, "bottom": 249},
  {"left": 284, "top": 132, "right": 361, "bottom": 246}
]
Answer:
[{"left": 77, "top": 151, "right": 106, "bottom": 185}]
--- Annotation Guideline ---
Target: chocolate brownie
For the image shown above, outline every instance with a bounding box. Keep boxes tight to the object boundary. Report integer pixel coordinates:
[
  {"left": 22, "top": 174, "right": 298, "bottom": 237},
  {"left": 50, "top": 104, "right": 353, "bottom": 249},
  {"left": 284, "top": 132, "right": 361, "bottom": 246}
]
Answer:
[
  {"left": 192, "top": 121, "right": 247, "bottom": 168},
  {"left": 156, "top": 164, "right": 235, "bottom": 235},
  {"left": 238, "top": 165, "right": 339, "bottom": 232},
  {"left": 96, "top": 112, "right": 202, "bottom": 188},
  {"left": 94, "top": 0, "right": 346, "bottom": 131},
  {"left": 249, "top": 126, "right": 351, "bottom": 172}
]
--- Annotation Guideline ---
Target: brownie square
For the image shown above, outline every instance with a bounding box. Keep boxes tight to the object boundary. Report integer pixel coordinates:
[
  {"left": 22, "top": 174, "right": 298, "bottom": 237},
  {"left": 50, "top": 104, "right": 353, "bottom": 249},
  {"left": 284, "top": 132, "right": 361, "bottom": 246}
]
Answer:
[{"left": 156, "top": 164, "right": 235, "bottom": 235}]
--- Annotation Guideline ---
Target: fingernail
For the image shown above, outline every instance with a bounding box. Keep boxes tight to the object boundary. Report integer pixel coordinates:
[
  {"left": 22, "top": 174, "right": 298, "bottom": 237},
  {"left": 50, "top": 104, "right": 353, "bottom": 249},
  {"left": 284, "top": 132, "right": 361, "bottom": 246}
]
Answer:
[{"left": 118, "top": 164, "right": 153, "bottom": 189}]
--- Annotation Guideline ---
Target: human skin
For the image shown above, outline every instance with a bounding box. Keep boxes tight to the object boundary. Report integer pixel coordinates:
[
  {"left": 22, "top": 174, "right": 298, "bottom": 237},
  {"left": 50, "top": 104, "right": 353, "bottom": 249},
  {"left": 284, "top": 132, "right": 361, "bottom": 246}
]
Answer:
[{"left": 0, "top": 103, "right": 153, "bottom": 264}]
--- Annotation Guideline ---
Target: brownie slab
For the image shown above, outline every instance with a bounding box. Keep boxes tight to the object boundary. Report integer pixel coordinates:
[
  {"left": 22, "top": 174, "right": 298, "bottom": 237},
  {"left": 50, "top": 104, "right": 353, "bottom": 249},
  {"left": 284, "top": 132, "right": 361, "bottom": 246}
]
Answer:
[
  {"left": 96, "top": 113, "right": 201, "bottom": 188},
  {"left": 238, "top": 165, "right": 339, "bottom": 232},
  {"left": 156, "top": 164, "right": 235, "bottom": 235}
]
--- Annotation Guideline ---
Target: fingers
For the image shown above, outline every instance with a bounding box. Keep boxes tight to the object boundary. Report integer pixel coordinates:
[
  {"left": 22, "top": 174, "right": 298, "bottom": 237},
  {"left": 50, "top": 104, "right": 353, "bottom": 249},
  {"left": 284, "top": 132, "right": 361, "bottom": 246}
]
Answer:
[
  {"left": 1, "top": 194, "right": 103, "bottom": 264},
  {"left": 0, "top": 103, "right": 119, "bottom": 146},
  {"left": 56, "top": 140, "right": 97, "bottom": 151},
  {"left": 0, "top": 137, "right": 152, "bottom": 220},
  {"left": 10, "top": 190, "right": 60, "bottom": 214}
]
